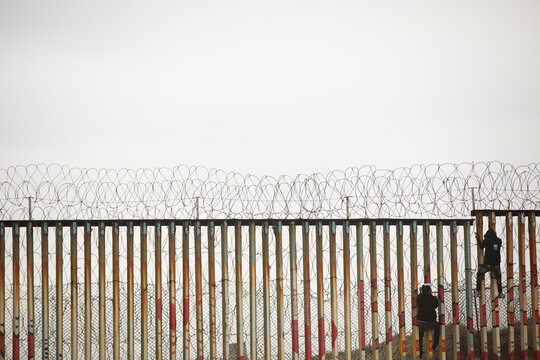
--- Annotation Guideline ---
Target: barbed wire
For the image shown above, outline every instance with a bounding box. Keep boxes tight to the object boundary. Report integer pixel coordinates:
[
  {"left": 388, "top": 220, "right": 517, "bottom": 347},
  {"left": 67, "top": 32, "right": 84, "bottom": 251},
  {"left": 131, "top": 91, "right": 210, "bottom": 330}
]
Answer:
[{"left": 0, "top": 162, "right": 539, "bottom": 220}]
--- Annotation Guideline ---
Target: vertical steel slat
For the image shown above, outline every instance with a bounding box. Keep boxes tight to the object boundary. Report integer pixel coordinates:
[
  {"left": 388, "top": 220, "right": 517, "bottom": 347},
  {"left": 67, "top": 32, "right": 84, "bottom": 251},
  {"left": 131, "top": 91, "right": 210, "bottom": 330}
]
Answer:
[
  {"left": 155, "top": 223, "right": 163, "bottom": 360},
  {"left": 262, "top": 221, "right": 271, "bottom": 360},
  {"left": 410, "top": 221, "right": 419, "bottom": 360},
  {"left": 128, "top": 222, "right": 135, "bottom": 360},
  {"left": 113, "top": 223, "right": 120, "bottom": 360},
  {"left": 475, "top": 213, "right": 488, "bottom": 360},
  {"left": 488, "top": 212, "right": 501, "bottom": 359},
  {"left": 235, "top": 221, "right": 245, "bottom": 360},
  {"left": 13, "top": 223, "right": 20, "bottom": 360},
  {"left": 369, "top": 221, "right": 379, "bottom": 360},
  {"left": 195, "top": 221, "right": 204, "bottom": 359},
  {"left": 463, "top": 222, "right": 475, "bottom": 360},
  {"left": 141, "top": 223, "right": 149, "bottom": 359},
  {"left": 518, "top": 213, "right": 529, "bottom": 359},
  {"left": 70, "top": 222, "right": 78, "bottom": 360},
  {"left": 27, "top": 223, "right": 35, "bottom": 359},
  {"left": 0, "top": 224, "right": 4, "bottom": 360},
  {"left": 169, "top": 222, "right": 177, "bottom": 360},
  {"left": 57, "top": 223, "right": 65, "bottom": 360},
  {"left": 357, "top": 222, "right": 366, "bottom": 360},
  {"left": 289, "top": 222, "right": 300, "bottom": 360},
  {"left": 84, "top": 222, "right": 91, "bottom": 360},
  {"left": 98, "top": 222, "right": 106, "bottom": 360},
  {"left": 343, "top": 221, "right": 351, "bottom": 360},
  {"left": 275, "top": 221, "right": 285, "bottom": 359},
  {"left": 315, "top": 221, "right": 325, "bottom": 360},
  {"left": 248, "top": 222, "right": 257, "bottom": 360},
  {"left": 396, "top": 221, "right": 406, "bottom": 360},
  {"left": 383, "top": 221, "right": 392, "bottom": 360},
  {"left": 302, "top": 221, "right": 312, "bottom": 360},
  {"left": 222, "top": 222, "right": 230, "bottom": 360},
  {"left": 423, "top": 221, "right": 433, "bottom": 359},
  {"left": 42, "top": 224, "right": 49, "bottom": 359},
  {"left": 529, "top": 212, "right": 540, "bottom": 359},
  {"left": 505, "top": 213, "right": 515, "bottom": 360},
  {"left": 182, "top": 222, "right": 189, "bottom": 359},
  {"left": 436, "top": 222, "right": 446, "bottom": 360},
  {"left": 330, "top": 221, "right": 338, "bottom": 360},
  {"left": 450, "top": 221, "right": 461, "bottom": 359},
  {"left": 208, "top": 222, "right": 217, "bottom": 360}
]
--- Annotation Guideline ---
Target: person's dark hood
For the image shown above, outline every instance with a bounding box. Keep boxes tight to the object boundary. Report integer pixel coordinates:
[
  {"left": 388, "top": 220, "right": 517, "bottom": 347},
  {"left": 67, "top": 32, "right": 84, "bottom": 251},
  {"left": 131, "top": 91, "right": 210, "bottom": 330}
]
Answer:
[{"left": 484, "top": 228, "right": 497, "bottom": 239}]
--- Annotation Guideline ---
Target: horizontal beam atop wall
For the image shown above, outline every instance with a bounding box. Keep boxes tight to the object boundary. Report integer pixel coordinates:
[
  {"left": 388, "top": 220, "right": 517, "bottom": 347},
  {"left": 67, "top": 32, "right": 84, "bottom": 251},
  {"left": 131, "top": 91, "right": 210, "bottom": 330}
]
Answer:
[
  {"left": 472, "top": 209, "right": 538, "bottom": 216},
  {"left": 0, "top": 218, "right": 475, "bottom": 227}
]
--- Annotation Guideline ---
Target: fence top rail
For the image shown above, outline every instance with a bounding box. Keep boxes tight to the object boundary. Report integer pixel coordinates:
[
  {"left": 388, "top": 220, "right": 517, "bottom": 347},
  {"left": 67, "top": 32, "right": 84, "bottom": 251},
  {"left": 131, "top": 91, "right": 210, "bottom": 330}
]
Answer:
[
  {"left": 0, "top": 218, "right": 475, "bottom": 228},
  {"left": 471, "top": 209, "right": 538, "bottom": 216}
]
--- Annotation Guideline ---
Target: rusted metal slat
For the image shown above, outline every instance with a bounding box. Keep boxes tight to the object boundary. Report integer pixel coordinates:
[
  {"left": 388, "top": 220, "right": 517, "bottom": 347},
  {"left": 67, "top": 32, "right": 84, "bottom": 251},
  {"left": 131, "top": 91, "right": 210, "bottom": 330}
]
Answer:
[
  {"left": 208, "top": 222, "right": 217, "bottom": 360},
  {"left": 410, "top": 221, "right": 419, "bottom": 360},
  {"left": 505, "top": 214, "right": 515, "bottom": 360},
  {"left": 222, "top": 222, "right": 230, "bottom": 360},
  {"left": 70, "top": 223, "right": 78, "bottom": 360},
  {"left": 84, "top": 222, "right": 92, "bottom": 360},
  {"left": 13, "top": 224, "right": 20, "bottom": 360},
  {"left": 27, "top": 223, "right": 35, "bottom": 359},
  {"left": 182, "top": 222, "right": 189, "bottom": 359},
  {"left": 518, "top": 213, "right": 529, "bottom": 359},
  {"left": 343, "top": 221, "right": 351, "bottom": 360},
  {"left": 0, "top": 223, "right": 4, "bottom": 360},
  {"left": 396, "top": 221, "right": 406, "bottom": 360},
  {"left": 463, "top": 222, "right": 475, "bottom": 360},
  {"left": 141, "top": 223, "right": 149, "bottom": 359},
  {"left": 57, "top": 223, "right": 65, "bottom": 359},
  {"left": 383, "top": 221, "right": 392, "bottom": 360},
  {"left": 113, "top": 223, "right": 120, "bottom": 360},
  {"left": 42, "top": 224, "right": 49, "bottom": 360},
  {"left": 128, "top": 222, "right": 135, "bottom": 359},
  {"left": 450, "top": 221, "right": 461, "bottom": 359},
  {"left": 357, "top": 222, "right": 366, "bottom": 360},
  {"left": 330, "top": 221, "right": 338, "bottom": 360},
  {"left": 98, "top": 222, "right": 106, "bottom": 360},
  {"left": 302, "top": 221, "right": 312, "bottom": 360},
  {"left": 289, "top": 222, "right": 300, "bottom": 360},
  {"left": 529, "top": 212, "right": 540, "bottom": 359},
  {"left": 475, "top": 213, "right": 488, "bottom": 360},
  {"left": 155, "top": 223, "right": 163, "bottom": 360},
  {"left": 249, "top": 221, "right": 257, "bottom": 360},
  {"left": 262, "top": 221, "right": 271, "bottom": 360},
  {"left": 315, "top": 222, "right": 325, "bottom": 360},
  {"left": 169, "top": 222, "right": 177, "bottom": 360},
  {"left": 369, "top": 221, "right": 379, "bottom": 360},
  {"left": 436, "top": 222, "right": 446, "bottom": 360},
  {"left": 423, "top": 222, "right": 434, "bottom": 359},
  {"left": 488, "top": 212, "right": 501, "bottom": 359},
  {"left": 275, "top": 221, "right": 285, "bottom": 360},
  {"left": 195, "top": 221, "right": 204, "bottom": 359},
  {"left": 235, "top": 221, "right": 245, "bottom": 360}
]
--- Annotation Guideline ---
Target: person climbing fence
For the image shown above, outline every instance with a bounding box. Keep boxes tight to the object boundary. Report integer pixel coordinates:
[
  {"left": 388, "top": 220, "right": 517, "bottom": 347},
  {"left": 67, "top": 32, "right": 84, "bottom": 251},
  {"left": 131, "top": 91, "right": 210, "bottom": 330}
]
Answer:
[
  {"left": 417, "top": 284, "right": 441, "bottom": 358},
  {"left": 476, "top": 228, "right": 504, "bottom": 299}
]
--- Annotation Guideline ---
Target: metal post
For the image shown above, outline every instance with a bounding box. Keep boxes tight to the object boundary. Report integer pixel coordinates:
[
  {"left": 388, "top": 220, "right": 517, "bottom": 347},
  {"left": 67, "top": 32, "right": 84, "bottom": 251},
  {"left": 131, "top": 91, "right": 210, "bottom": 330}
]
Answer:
[
  {"left": 357, "top": 222, "right": 366, "bottom": 360},
  {"left": 370, "top": 221, "right": 379, "bottom": 360},
  {"left": 182, "top": 222, "right": 189, "bottom": 360},
  {"left": 302, "top": 221, "right": 312, "bottom": 360},
  {"left": 0, "top": 223, "right": 4, "bottom": 360},
  {"left": 343, "top": 221, "right": 351, "bottom": 360},
  {"left": 113, "top": 223, "right": 120, "bottom": 360},
  {"left": 262, "top": 221, "right": 271, "bottom": 360},
  {"left": 450, "top": 221, "right": 461, "bottom": 359},
  {"left": 27, "top": 223, "right": 35, "bottom": 359},
  {"left": 410, "top": 221, "right": 420, "bottom": 360},
  {"left": 488, "top": 212, "right": 501, "bottom": 359},
  {"left": 13, "top": 223, "right": 20, "bottom": 360},
  {"left": 528, "top": 212, "right": 540, "bottom": 359},
  {"left": 383, "top": 221, "right": 392, "bottom": 360},
  {"left": 169, "top": 222, "right": 177, "bottom": 360},
  {"left": 423, "top": 221, "right": 433, "bottom": 358},
  {"left": 330, "top": 221, "right": 338, "bottom": 360},
  {"left": 249, "top": 222, "right": 257, "bottom": 360},
  {"left": 289, "top": 222, "right": 300, "bottom": 360},
  {"left": 141, "top": 223, "right": 149, "bottom": 359},
  {"left": 56, "top": 223, "right": 64, "bottom": 360},
  {"left": 222, "top": 222, "right": 230, "bottom": 360},
  {"left": 195, "top": 221, "right": 204, "bottom": 359},
  {"left": 128, "top": 222, "right": 135, "bottom": 360},
  {"left": 155, "top": 223, "right": 163, "bottom": 360},
  {"left": 84, "top": 222, "right": 92, "bottom": 360},
  {"left": 506, "top": 213, "right": 515, "bottom": 360},
  {"left": 70, "top": 222, "right": 78, "bottom": 360},
  {"left": 235, "top": 221, "right": 245, "bottom": 360},
  {"left": 99, "top": 222, "right": 106, "bottom": 360},
  {"left": 208, "top": 222, "right": 217, "bottom": 360},
  {"left": 475, "top": 213, "right": 488, "bottom": 359},
  {"left": 315, "top": 222, "right": 326, "bottom": 360},
  {"left": 275, "top": 221, "right": 285, "bottom": 360},
  {"left": 464, "top": 222, "right": 475, "bottom": 360},
  {"left": 518, "top": 213, "right": 529, "bottom": 359},
  {"left": 396, "top": 221, "right": 406, "bottom": 360},
  {"left": 42, "top": 223, "right": 50, "bottom": 359},
  {"left": 436, "top": 222, "right": 445, "bottom": 359}
]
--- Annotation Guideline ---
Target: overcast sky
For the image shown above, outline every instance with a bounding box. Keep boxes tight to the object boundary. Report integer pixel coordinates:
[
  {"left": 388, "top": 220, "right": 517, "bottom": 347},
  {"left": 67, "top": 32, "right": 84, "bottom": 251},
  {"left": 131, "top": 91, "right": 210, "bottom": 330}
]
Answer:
[{"left": 1, "top": 1, "right": 538, "bottom": 176}]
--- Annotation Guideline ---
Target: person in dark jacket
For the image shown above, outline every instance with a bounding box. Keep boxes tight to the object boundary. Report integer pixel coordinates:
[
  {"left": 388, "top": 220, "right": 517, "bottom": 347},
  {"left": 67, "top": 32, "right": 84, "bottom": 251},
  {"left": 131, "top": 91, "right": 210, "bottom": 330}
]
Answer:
[
  {"left": 417, "top": 284, "right": 440, "bottom": 357},
  {"left": 476, "top": 228, "right": 504, "bottom": 299}
]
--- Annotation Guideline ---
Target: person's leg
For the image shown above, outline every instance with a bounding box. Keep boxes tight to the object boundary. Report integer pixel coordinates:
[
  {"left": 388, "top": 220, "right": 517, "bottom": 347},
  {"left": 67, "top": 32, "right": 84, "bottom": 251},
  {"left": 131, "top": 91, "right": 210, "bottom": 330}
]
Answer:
[
  {"left": 431, "top": 321, "right": 441, "bottom": 350},
  {"left": 418, "top": 323, "right": 426, "bottom": 356},
  {"left": 476, "top": 264, "right": 488, "bottom": 293}
]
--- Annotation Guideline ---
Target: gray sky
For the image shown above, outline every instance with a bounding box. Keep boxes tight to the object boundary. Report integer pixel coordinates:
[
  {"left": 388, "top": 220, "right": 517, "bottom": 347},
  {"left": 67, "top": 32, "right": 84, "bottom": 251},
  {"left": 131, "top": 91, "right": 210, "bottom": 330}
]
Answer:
[{"left": 1, "top": 0, "right": 539, "bottom": 176}]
